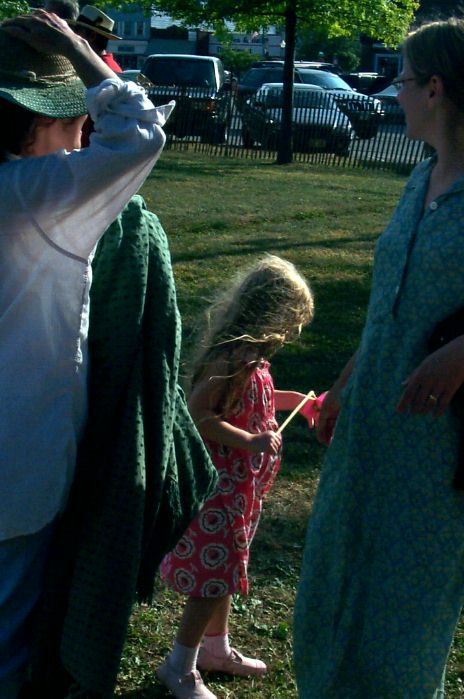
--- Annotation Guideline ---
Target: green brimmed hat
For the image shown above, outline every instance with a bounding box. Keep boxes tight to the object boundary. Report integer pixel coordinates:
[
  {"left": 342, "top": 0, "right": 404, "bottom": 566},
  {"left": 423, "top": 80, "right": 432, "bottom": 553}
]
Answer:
[{"left": 0, "top": 28, "right": 86, "bottom": 118}]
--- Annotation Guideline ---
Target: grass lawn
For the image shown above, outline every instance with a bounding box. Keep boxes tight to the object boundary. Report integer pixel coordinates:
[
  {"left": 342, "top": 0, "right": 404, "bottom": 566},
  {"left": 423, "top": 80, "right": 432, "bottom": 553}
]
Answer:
[{"left": 115, "top": 150, "right": 464, "bottom": 698}]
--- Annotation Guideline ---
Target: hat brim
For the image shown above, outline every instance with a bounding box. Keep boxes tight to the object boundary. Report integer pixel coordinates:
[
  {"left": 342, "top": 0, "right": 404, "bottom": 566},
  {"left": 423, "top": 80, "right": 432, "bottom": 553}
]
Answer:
[
  {"left": 0, "top": 78, "right": 87, "bottom": 118},
  {"left": 70, "top": 19, "right": 122, "bottom": 40}
]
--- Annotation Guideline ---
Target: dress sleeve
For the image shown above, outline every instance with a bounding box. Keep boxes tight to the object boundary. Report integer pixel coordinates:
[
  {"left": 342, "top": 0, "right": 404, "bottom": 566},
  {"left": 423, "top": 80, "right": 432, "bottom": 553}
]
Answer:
[{"left": 9, "top": 78, "right": 174, "bottom": 259}]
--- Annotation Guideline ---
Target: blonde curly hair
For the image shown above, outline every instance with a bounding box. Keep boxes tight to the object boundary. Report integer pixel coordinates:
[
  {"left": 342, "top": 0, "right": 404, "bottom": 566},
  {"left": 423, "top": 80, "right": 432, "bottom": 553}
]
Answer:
[{"left": 190, "top": 254, "right": 314, "bottom": 415}]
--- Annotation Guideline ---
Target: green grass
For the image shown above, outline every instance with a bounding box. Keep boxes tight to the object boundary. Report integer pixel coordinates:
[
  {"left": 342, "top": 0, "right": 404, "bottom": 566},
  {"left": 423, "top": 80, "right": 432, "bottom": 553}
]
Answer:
[{"left": 115, "top": 151, "right": 464, "bottom": 698}]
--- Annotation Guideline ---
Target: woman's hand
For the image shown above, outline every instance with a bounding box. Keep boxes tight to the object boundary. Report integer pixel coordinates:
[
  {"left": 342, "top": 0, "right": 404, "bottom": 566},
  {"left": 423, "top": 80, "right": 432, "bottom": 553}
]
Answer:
[
  {"left": 397, "top": 336, "right": 464, "bottom": 416},
  {"left": 248, "top": 430, "right": 282, "bottom": 455},
  {"left": 1, "top": 11, "right": 78, "bottom": 56},
  {"left": 1, "top": 10, "right": 116, "bottom": 86},
  {"left": 316, "top": 350, "right": 358, "bottom": 446},
  {"left": 316, "top": 386, "right": 341, "bottom": 446}
]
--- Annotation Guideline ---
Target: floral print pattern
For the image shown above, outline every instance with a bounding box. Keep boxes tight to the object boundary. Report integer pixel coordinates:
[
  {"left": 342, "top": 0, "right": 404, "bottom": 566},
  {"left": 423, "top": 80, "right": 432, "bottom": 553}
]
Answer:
[{"left": 160, "top": 362, "right": 280, "bottom": 596}]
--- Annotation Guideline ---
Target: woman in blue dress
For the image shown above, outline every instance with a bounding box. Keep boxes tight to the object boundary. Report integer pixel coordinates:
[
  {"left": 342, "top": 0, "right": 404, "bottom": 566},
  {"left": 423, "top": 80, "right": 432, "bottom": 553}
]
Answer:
[{"left": 294, "top": 17, "right": 464, "bottom": 699}]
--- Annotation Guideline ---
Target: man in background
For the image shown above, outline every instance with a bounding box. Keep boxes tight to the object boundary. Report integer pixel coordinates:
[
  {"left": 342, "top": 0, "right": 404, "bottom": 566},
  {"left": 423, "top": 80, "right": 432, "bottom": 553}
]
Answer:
[
  {"left": 71, "top": 4, "right": 122, "bottom": 72},
  {"left": 70, "top": 5, "right": 123, "bottom": 145}
]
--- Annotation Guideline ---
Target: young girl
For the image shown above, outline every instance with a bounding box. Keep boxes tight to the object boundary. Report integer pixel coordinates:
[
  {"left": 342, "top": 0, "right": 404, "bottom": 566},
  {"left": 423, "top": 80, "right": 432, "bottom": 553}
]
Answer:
[{"left": 157, "top": 255, "right": 315, "bottom": 699}]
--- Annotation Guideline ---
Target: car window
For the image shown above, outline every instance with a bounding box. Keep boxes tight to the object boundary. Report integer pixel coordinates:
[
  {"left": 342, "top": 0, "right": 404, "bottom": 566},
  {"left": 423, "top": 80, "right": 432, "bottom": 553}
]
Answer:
[
  {"left": 241, "top": 68, "right": 284, "bottom": 87},
  {"left": 297, "top": 70, "right": 353, "bottom": 91},
  {"left": 240, "top": 70, "right": 262, "bottom": 87},
  {"left": 142, "top": 57, "right": 216, "bottom": 88}
]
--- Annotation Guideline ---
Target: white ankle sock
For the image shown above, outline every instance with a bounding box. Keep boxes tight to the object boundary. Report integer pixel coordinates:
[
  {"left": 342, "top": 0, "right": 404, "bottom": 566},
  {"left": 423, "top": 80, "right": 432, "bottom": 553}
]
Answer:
[
  {"left": 202, "top": 631, "right": 231, "bottom": 658},
  {"left": 169, "top": 640, "right": 200, "bottom": 675}
]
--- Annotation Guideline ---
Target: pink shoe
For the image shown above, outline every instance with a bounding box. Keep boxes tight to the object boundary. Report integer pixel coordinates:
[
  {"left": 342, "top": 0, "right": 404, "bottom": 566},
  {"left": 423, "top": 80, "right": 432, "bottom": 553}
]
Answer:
[
  {"left": 197, "top": 646, "right": 267, "bottom": 677},
  {"left": 156, "top": 659, "right": 218, "bottom": 699}
]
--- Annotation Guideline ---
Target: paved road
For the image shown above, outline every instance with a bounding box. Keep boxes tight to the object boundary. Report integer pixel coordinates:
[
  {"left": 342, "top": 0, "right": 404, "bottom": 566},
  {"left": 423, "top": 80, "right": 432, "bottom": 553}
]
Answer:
[
  {"left": 225, "top": 109, "right": 425, "bottom": 166},
  {"left": 349, "top": 123, "right": 425, "bottom": 165}
]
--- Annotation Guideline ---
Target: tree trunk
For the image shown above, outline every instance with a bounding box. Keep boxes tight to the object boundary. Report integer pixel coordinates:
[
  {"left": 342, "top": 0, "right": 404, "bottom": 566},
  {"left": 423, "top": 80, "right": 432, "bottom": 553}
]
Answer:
[{"left": 277, "top": 2, "right": 296, "bottom": 165}]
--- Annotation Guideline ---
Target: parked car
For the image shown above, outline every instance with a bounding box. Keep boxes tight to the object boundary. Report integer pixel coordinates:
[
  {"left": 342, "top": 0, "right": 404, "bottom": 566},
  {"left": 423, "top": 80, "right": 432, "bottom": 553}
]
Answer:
[
  {"left": 252, "top": 59, "right": 339, "bottom": 72},
  {"left": 295, "top": 68, "right": 383, "bottom": 139},
  {"left": 235, "top": 65, "right": 288, "bottom": 112},
  {"left": 120, "top": 69, "right": 141, "bottom": 83},
  {"left": 236, "top": 65, "right": 382, "bottom": 139},
  {"left": 371, "top": 84, "right": 405, "bottom": 124},
  {"left": 339, "top": 72, "right": 380, "bottom": 94},
  {"left": 294, "top": 60, "right": 340, "bottom": 73},
  {"left": 241, "top": 83, "right": 354, "bottom": 156},
  {"left": 140, "top": 54, "right": 231, "bottom": 143}
]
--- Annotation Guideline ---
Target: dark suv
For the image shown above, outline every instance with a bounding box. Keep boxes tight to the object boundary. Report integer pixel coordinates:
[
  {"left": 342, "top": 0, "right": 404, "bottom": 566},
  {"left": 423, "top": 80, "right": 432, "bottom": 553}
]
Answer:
[
  {"left": 141, "top": 54, "right": 231, "bottom": 143},
  {"left": 235, "top": 66, "right": 287, "bottom": 112},
  {"left": 236, "top": 65, "right": 382, "bottom": 139}
]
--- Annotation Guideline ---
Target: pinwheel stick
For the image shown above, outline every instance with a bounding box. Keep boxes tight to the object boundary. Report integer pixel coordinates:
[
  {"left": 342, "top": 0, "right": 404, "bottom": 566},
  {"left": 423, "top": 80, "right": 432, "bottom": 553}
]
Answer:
[{"left": 276, "top": 389, "right": 316, "bottom": 435}]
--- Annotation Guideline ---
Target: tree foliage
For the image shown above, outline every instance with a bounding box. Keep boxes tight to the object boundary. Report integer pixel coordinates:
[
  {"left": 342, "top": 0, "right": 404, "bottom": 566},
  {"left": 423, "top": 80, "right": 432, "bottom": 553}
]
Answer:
[
  {"left": 0, "top": 0, "right": 30, "bottom": 20},
  {"left": 219, "top": 46, "right": 259, "bottom": 77},
  {"left": 296, "top": 31, "right": 361, "bottom": 72},
  {"left": 144, "top": 0, "right": 418, "bottom": 48}
]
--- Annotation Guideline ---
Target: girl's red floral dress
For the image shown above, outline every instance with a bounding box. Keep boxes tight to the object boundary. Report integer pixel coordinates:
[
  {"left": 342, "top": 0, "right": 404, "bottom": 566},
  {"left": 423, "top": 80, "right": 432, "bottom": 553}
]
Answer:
[{"left": 160, "top": 361, "right": 281, "bottom": 597}]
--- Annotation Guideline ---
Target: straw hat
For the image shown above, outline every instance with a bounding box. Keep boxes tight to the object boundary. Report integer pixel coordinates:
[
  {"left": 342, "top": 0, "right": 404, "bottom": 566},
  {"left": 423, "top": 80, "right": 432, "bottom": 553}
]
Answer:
[
  {"left": 71, "top": 5, "right": 121, "bottom": 40},
  {"left": 0, "top": 28, "right": 86, "bottom": 118}
]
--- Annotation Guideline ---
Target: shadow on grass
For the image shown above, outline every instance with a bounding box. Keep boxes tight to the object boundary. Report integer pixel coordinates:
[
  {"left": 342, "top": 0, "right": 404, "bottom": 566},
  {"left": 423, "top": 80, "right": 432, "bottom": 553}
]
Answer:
[
  {"left": 119, "top": 683, "right": 170, "bottom": 698},
  {"left": 147, "top": 153, "right": 281, "bottom": 180},
  {"left": 171, "top": 234, "right": 377, "bottom": 266}
]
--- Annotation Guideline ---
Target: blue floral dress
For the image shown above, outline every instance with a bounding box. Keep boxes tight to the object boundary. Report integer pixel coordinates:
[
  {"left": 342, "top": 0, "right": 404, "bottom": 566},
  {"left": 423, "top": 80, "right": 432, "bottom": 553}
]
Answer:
[{"left": 294, "top": 158, "right": 464, "bottom": 699}]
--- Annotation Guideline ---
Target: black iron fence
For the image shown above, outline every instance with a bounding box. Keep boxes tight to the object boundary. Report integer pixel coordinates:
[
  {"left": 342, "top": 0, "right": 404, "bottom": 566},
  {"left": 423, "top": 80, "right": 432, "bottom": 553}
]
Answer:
[{"left": 152, "top": 87, "right": 427, "bottom": 174}]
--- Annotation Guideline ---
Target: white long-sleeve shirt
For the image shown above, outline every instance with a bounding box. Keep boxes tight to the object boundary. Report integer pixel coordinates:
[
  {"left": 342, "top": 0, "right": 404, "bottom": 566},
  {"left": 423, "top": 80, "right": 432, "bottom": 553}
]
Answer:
[{"left": 0, "top": 78, "right": 174, "bottom": 540}]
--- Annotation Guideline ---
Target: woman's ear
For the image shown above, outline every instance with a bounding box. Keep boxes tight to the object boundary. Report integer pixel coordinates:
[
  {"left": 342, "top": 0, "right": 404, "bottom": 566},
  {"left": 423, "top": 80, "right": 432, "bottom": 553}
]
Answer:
[{"left": 428, "top": 74, "right": 444, "bottom": 100}]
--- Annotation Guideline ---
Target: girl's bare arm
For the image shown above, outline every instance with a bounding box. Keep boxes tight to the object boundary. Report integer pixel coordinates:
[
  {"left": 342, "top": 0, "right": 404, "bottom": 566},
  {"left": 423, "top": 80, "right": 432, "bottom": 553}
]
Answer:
[
  {"left": 274, "top": 390, "right": 308, "bottom": 411},
  {"left": 188, "top": 363, "right": 281, "bottom": 455}
]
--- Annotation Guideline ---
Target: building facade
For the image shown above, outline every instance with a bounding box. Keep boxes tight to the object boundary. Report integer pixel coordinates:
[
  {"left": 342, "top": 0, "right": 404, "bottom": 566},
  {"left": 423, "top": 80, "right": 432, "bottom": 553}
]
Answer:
[{"left": 105, "top": 0, "right": 462, "bottom": 72}]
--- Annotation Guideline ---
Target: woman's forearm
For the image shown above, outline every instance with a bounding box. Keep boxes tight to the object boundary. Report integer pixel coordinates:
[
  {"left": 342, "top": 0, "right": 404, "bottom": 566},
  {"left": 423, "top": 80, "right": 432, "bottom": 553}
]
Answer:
[{"left": 63, "top": 34, "right": 118, "bottom": 86}]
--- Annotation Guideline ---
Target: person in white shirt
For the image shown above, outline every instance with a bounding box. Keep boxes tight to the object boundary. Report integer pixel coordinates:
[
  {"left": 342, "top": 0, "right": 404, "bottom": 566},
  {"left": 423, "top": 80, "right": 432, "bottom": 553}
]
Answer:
[{"left": 0, "top": 11, "right": 172, "bottom": 699}]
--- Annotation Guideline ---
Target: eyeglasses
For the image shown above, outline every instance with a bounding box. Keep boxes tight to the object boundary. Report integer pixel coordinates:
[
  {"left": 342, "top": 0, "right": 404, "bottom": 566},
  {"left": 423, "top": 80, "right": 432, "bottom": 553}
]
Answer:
[{"left": 391, "top": 77, "right": 417, "bottom": 93}]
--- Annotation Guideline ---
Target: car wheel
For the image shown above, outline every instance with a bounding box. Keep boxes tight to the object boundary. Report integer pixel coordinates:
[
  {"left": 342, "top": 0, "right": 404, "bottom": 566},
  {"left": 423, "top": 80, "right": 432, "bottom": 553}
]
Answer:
[
  {"left": 261, "top": 129, "right": 278, "bottom": 151},
  {"left": 353, "top": 123, "right": 379, "bottom": 140},
  {"left": 213, "top": 123, "right": 227, "bottom": 145},
  {"left": 242, "top": 127, "right": 254, "bottom": 148},
  {"left": 200, "top": 123, "right": 226, "bottom": 145},
  {"left": 334, "top": 144, "right": 351, "bottom": 157}
]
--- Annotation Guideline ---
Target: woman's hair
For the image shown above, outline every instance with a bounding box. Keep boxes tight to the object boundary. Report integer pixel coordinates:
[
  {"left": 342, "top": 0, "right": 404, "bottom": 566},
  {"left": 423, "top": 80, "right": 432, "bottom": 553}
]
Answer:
[
  {"left": 403, "top": 17, "right": 464, "bottom": 112},
  {"left": 44, "top": 0, "right": 79, "bottom": 21},
  {"left": 0, "top": 98, "right": 39, "bottom": 163},
  {"left": 190, "top": 254, "right": 314, "bottom": 414}
]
